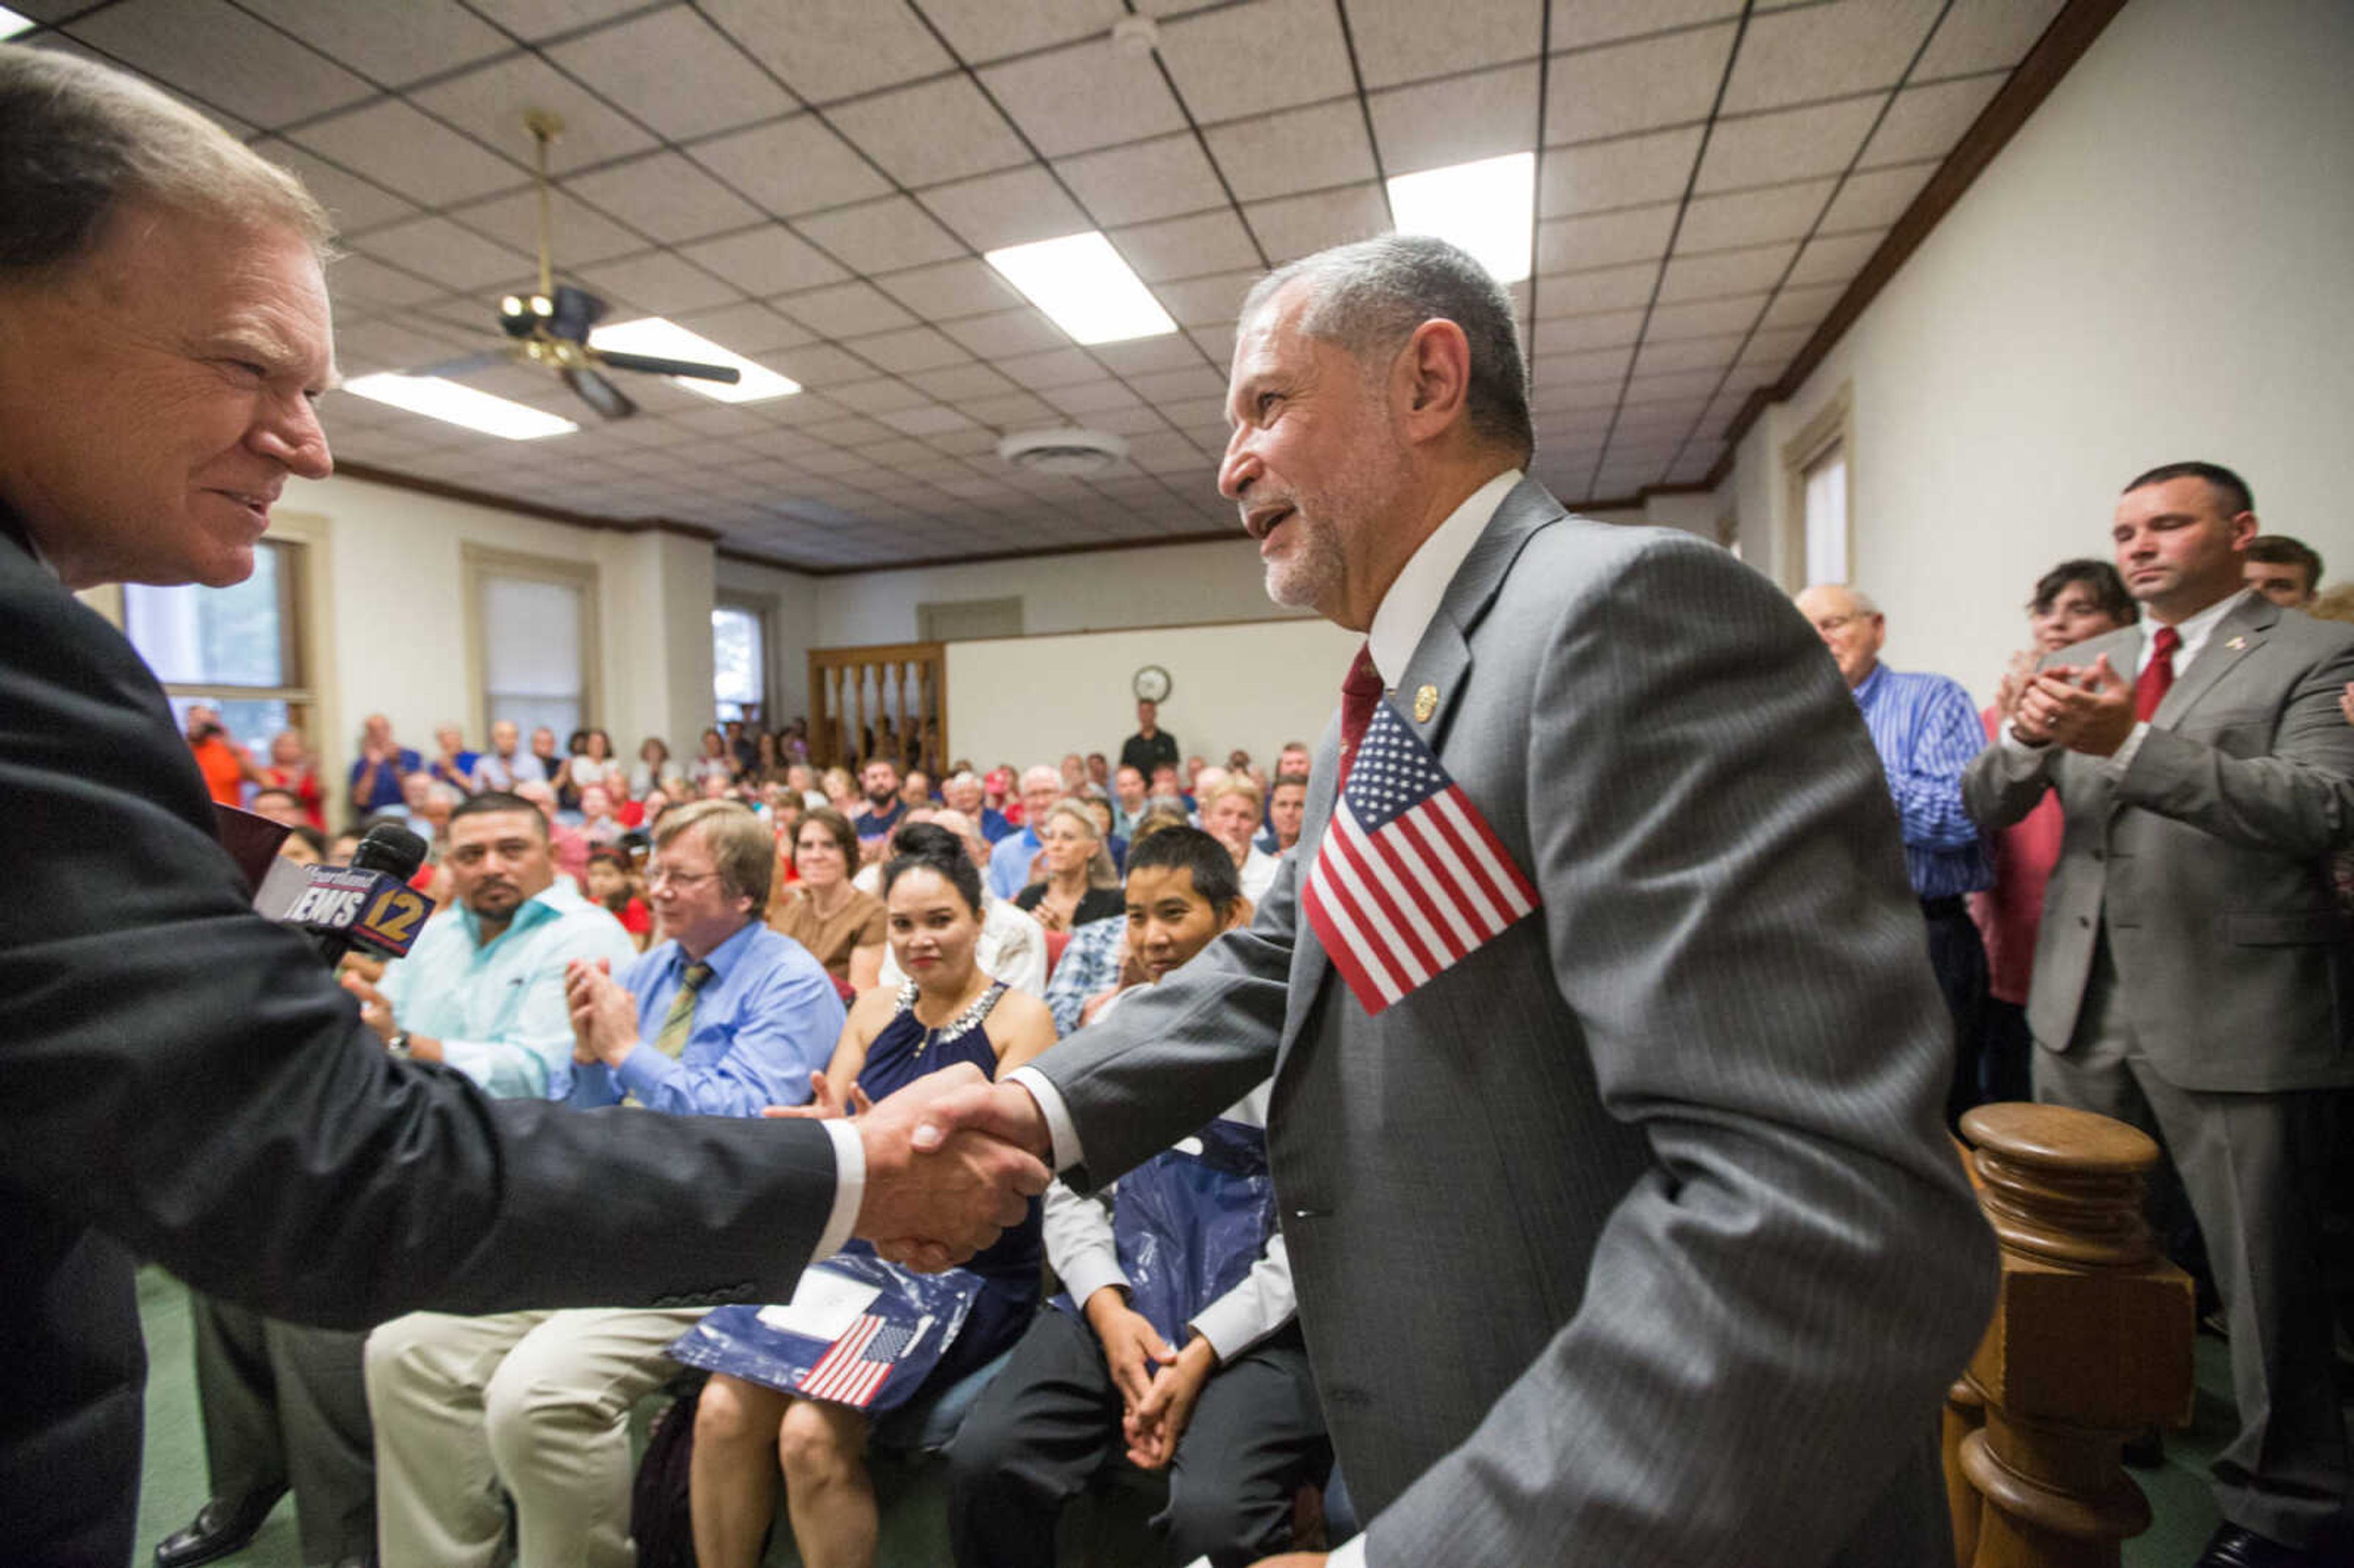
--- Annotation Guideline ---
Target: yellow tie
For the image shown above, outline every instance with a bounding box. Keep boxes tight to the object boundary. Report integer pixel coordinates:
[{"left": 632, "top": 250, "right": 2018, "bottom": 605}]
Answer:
[{"left": 653, "top": 961, "right": 715, "bottom": 1060}]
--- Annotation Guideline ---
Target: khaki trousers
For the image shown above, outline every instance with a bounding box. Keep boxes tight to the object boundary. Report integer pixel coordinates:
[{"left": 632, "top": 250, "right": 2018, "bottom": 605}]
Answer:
[{"left": 364, "top": 1306, "right": 706, "bottom": 1568}]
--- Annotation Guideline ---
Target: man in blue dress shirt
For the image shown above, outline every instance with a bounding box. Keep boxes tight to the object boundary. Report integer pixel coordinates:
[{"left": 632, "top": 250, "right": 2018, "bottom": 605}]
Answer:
[
  {"left": 366, "top": 801, "right": 845, "bottom": 1568},
  {"left": 1799, "top": 584, "right": 1994, "bottom": 1126}
]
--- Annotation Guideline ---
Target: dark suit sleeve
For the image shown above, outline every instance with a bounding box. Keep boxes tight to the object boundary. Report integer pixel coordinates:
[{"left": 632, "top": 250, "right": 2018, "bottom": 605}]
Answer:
[
  {"left": 0, "top": 561, "right": 837, "bottom": 1328},
  {"left": 1370, "top": 536, "right": 1997, "bottom": 1564}
]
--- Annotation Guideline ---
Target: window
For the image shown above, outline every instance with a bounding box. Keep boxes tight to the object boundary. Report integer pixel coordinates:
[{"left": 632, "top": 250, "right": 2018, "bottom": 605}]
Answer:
[
  {"left": 1802, "top": 445, "right": 1848, "bottom": 586},
  {"left": 1780, "top": 383, "right": 1853, "bottom": 588},
  {"left": 123, "top": 539, "right": 310, "bottom": 758},
  {"left": 713, "top": 603, "right": 766, "bottom": 726},
  {"left": 466, "top": 546, "right": 598, "bottom": 743}
]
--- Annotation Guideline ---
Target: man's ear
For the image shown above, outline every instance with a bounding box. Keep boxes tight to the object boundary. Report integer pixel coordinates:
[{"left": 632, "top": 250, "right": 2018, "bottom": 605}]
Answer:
[
  {"left": 1395, "top": 318, "right": 1472, "bottom": 443},
  {"left": 1222, "top": 897, "right": 1254, "bottom": 932}
]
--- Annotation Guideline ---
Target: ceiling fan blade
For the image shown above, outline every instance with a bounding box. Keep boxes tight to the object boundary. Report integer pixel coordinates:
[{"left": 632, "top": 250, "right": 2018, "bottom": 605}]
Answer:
[
  {"left": 595, "top": 349, "right": 742, "bottom": 385},
  {"left": 403, "top": 348, "right": 517, "bottom": 379},
  {"left": 562, "top": 365, "right": 638, "bottom": 421}
]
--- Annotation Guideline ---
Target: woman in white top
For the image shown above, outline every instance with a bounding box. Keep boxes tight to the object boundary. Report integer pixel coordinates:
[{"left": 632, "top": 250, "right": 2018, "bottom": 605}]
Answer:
[
  {"left": 559, "top": 726, "right": 626, "bottom": 800},
  {"left": 629, "top": 735, "right": 684, "bottom": 799}
]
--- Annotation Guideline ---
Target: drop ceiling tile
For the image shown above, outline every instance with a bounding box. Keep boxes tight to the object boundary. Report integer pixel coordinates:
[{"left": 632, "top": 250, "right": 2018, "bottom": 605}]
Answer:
[
  {"left": 829, "top": 75, "right": 1031, "bottom": 188},
  {"left": 1917, "top": 0, "right": 2065, "bottom": 78},
  {"left": 1243, "top": 185, "right": 1392, "bottom": 265},
  {"left": 352, "top": 215, "right": 535, "bottom": 289},
  {"left": 939, "top": 308, "right": 1071, "bottom": 358},
  {"left": 1528, "top": 344, "right": 1632, "bottom": 386},
  {"left": 1632, "top": 332, "right": 1743, "bottom": 375},
  {"left": 1696, "top": 97, "right": 1886, "bottom": 192},
  {"left": 332, "top": 318, "right": 479, "bottom": 375},
  {"left": 1786, "top": 227, "right": 1885, "bottom": 287},
  {"left": 1110, "top": 210, "right": 1263, "bottom": 284},
  {"left": 1674, "top": 178, "right": 1835, "bottom": 251},
  {"left": 1344, "top": 0, "right": 1542, "bottom": 88},
  {"left": 1821, "top": 159, "right": 1936, "bottom": 232},
  {"left": 1720, "top": 0, "right": 1944, "bottom": 115},
  {"left": 1544, "top": 22, "right": 1737, "bottom": 145},
  {"left": 906, "top": 361, "right": 1019, "bottom": 400},
  {"left": 915, "top": 0, "right": 1124, "bottom": 60},
  {"left": 1147, "top": 267, "right": 1260, "bottom": 329},
  {"left": 1537, "top": 126, "right": 1702, "bottom": 216},
  {"left": 826, "top": 378, "right": 935, "bottom": 416},
  {"left": 920, "top": 167, "right": 1091, "bottom": 252},
  {"left": 66, "top": 0, "right": 373, "bottom": 127},
  {"left": 774, "top": 280, "right": 920, "bottom": 337},
  {"left": 1157, "top": 0, "right": 1357, "bottom": 126},
  {"left": 448, "top": 186, "right": 649, "bottom": 265},
  {"left": 684, "top": 115, "right": 892, "bottom": 218},
  {"left": 1046, "top": 379, "right": 1145, "bottom": 415},
  {"left": 1087, "top": 405, "right": 1180, "bottom": 438},
  {"left": 702, "top": 0, "right": 954, "bottom": 101},
  {"left": 874, "top": 259, "right": 1028, "bottom": 322},
  {"left": 994, "top": 348, "right": 1105, "bottom": 389},
  {"left": 928, "top": 427, "right": 1007, "bottom": 458},
  {"left": 1087, "top": 334, "right": 1209, "bottom": 375},
  {"left": 1053, "top": 134, "right": 1233, "bottom": 228},
  {"left": 1367, "top": 63, "right": 1541, "bottom": 176},
  {"left": 674, "top": 300, "right": 817, "bottom": 354},
  {"left": 565, "top": 152, "right": 765, "bottom": 243},
  {"left": 249, "top": 139, "right": 419, "bottom": 234},
  {"left": 1159, "top": 395, "right": 1230, "bottom": 430},
  {"left": 547, "top": 7, "right": 799, "bottom": 141},
  {"left": 1657, "top": 240, "right": 1796, "bottom": 300},
  {"left": 958, "top": 392, "right": 1061, "bottom": 427},
  {"left": 291, "top": 98, "right": 525, "bottom": 203},
  {"left": 1735, "top": 324, "right": 1813, "bottom": 370},
  {"left": 842, "top": 325, "right": 972, "bottom": 373},
  {"left": 1644, "top": 293, "right": 1767, "bottom": 340},
  {"left": 1547, "top": 0, "right": 1742, "bottom": 50},
  {"left": 411, "top": 53, "right": 658, "bottom": 173},
  {"left": 793, "top": 196, "right": 968, "bottom": 273},
  {"left": 1533, "top": 261, "right": 1661, "bottom": 316},
  {"left": 677, "top": 225, "right": 851, "bottom": 296},
  {"left": 977, "top": 36, "right": 1189, "bottom": 157},
  {"left": 1759, "top": 280, "right": 1843, "bottom": 332},
  {"left": 235, "top": 0, "right": 510, "bottom": 88},
  {"left": 577, "top": 249, "right": 743, "bottom": 313},
  {"left": 1189, "top": 324, "right": 1240, "bottom": 363},
  {"left": 464, "top": 0, "right": 646, "bottom": 42},
  {"left": 324, "top": 254, "right": 449, "bottom": 310},
  {"left": 1206, "top": 100, "right": 1378, "bottom": 204},
  {"left": 1533, "top": 310, "right": 1645, "bottom": 354},
  {"left": 1536, "top": 202, "right": 1676, "bottom": 272},
  {"left": 1862, "top": 74, "right": 2005, "bottom": 166}
]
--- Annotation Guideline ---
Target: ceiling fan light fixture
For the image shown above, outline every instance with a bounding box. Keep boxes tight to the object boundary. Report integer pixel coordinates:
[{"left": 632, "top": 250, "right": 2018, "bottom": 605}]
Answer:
[{"left": 588, "top": 317, "right": 799, "bottom": 404}]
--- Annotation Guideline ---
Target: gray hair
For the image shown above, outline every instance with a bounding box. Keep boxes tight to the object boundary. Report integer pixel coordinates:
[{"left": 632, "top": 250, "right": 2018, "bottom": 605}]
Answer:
[
  {"left": 0, "top": 44, "right": 332, "bottom": 283},
  {"left": 1239, "top": 233, "right": 1533, "bottom": 460}
]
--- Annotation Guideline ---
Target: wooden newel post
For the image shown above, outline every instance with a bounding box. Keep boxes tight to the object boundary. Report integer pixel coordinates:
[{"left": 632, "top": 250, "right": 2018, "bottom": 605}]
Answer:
[{"left": 1948, "top": 1103, "right": 2195, "bottom": 1568}]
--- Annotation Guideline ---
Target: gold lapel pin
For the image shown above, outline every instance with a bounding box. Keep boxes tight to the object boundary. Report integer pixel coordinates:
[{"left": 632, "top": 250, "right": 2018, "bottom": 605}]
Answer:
[
  {"left": 1413, "top": 683, "right": 1439, "bottom": 722},
  {"left": 2225, "top": 635, "right": 2247, "bottom": 651}
]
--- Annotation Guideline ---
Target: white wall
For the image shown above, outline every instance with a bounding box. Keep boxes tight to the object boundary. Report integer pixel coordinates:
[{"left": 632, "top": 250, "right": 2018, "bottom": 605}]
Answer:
[
  {"left": 1724, "top": 0, "right": 2354, "bottom": 702},
  {"left": 946, "top": 617, "right": 1362, "bottom": 774}
]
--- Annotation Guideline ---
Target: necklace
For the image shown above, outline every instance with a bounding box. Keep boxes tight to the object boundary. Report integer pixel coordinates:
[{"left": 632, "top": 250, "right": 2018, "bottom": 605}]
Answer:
[{"left": 895, "top": 977, "right": 999, "bottom": 1054}]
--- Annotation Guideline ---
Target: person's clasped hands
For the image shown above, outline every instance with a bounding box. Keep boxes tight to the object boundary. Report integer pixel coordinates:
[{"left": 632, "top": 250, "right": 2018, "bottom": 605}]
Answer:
[{"left": 2011, "top": 653, "right": 2136, "bottom": 755}]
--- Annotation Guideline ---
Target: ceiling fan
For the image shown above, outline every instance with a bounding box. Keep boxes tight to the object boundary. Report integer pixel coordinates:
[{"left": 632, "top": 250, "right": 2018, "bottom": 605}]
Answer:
[{"left": 407, "top": 110, "right": 739, "bottom": 421}]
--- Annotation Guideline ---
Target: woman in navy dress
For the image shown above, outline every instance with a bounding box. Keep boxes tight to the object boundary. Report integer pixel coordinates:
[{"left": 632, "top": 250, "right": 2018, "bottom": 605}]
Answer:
[{"left": 689, "top": 827, "right": 1057, "bottom": 1568}]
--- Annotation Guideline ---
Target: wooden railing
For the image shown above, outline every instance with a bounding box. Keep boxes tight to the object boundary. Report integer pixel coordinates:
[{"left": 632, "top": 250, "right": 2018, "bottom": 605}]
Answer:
[
  {"left": 808, "top": 642, "right": 945, "bottom": 775},
  {"left": 1945, "top": 1103, "right": 2195, "bottom": 1567}
]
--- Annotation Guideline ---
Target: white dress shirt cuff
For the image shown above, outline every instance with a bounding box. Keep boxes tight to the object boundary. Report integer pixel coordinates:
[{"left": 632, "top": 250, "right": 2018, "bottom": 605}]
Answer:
[
  {"left": 2103, "top": 720, "right": 2152, "bottom": 777},
  {"left": 1999, "top": 720, "right": 2051, "bottom": 755},
  {"left": 1059, "top": 1256, "right": 1131, "bottom": 1315},
  {"left": 812, "top": 1118, "right": 863, "bottom": 1265},
  {"left": 1327, "top": 1534, "right": 1369, "bottom": 1567},
  {"left": 1007, "top": 1064, "right": 1085, "bottom": 1172}
]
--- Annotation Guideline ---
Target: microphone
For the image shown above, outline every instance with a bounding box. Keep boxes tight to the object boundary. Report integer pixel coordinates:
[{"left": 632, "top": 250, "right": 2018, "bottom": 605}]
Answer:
[{"left": 288, "top": 821, "right": 432, "bottom": 967}]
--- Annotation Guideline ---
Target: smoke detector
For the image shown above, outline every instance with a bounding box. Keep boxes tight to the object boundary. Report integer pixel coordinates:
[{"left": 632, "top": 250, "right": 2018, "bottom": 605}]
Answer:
[{"left": 996, "top": 427, "right": 1130, "bottom": 476}]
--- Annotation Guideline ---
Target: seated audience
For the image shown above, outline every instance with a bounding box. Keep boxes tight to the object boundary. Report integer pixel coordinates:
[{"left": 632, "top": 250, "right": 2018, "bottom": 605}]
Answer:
[
  {"left": 784, "top": 762, "right": 825, "bottom": 810},
  {"left": 259, "top": 728, "right": 326, "bottom": 827},
  {"left": 516, "top": 779, "right": 588, "bottom": 889},
  {"left": 249, "top": 785, "right": 309, "bottom": 831},
  {"left": 850, "top": 757, "right": 907, "bottom": 850},
  {"left": 901, "top": 767, "right": 937, "bottom": 809},
  {"left": 1076, "top": 790, "right": 1127, "bottom": 872},
  {"left": 1059, "top": 752, "right": 1087, "bottom": 793},
  {"left": 1015, "top": 801, "right": 1125, "bottom": 933},
  {"left": 527, "top": 725, "right": 565, "bottom": 786},
  {"left": 986, "top": 766, "right": 1063, "bottom": 900},
  {"left": 2244, "top": 533, "right": 2322, "bottom": 607},
  {"left": 767, "top": 805, "right": 886, "bottom": 992},
  {"left": 468, "top": 719, "right": 543, "bottom": 793},
  {"left": 425, "top": 723, "right": 477, "bottom": 797},
  {"left": 1971, "top": 559, "right": 2135, "bottom": 1103},
  {"left": 1084, "top": 751, "right": 1110, "bottom": 790},
  {"left": 579, "top": 783, "right": 625, "bottom": 847},
  {"left": 1274, "top": 740, "right": 1312, "bottom": 780},
  {"left": 631, "top": 736, "right": 684, "bottom": 799},
  {"left": 275, "top": 824, "right": 327, "bottom": 866},
  {"left": 365, "top": 801, "right": 842, "bottom": 1568},
  {"left": 1260, "top": 772, "right": 1308, "bottom": 856},
  {"left": 1109, "top": 764, "right": 1149, "bottom": 840},
  {"left": 681, "top": 836, "right": 1056, "bottom": 1568},
  {"left": 562, "top": 727, "right": 627, "bottom": 804},
  {"left": 690, "top": 726, "right": 738, "bottom": 790},
  {"left": 948, "top": 825, "right": 1331, "bottom": 1568},
  {"left": 725, "top": 717, "right": 760, "bottom": 775},
  {"left": 181, "top": 702, "right": 258, "bottom": 807},
  {"left": 1200, "top": 774, "right": 1282, "bottom": 904},
  {"left": 348, "top": 713, "right": 419, "bottom": 817},
  {"left": 161, "top": 794, "right": 636, "bottom": 1568},
  {"left": 980, "top": 767, "right": 1018, "bottom": 833},
  {"left": 821, "top": 766, "right": 860, "bottom": 818},
  {"left": 875, "top": 822, "right": 1049, "bottom": 999},
  {"left": 586, "top": 845, "right": 654, "bottom": 952},
  {"left": 1149, "top": 762, "right": 1191, "bottom": 813}
]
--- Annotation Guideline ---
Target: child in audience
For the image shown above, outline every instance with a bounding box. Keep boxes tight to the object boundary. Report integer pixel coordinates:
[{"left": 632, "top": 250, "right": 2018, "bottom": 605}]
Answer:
[
  {"left": 947, "top": 826, "right": 1335, "bottom": 1567},
  {"left": 585, "top": 847, "right": 653, "bottom": 951}
]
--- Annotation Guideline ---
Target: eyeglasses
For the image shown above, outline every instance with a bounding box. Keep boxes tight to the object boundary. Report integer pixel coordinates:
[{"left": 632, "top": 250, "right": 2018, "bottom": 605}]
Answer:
[
  {"left": 1810, "top": 612, "right": 1872, "bottom": 634},
  {"left": 646, "top": 866, "right": 720, "bottom": 891}
]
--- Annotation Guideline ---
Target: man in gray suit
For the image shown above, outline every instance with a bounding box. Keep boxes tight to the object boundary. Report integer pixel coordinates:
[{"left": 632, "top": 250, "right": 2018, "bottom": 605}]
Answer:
[
  {"left": 912, "top": 234, "right": 1996, "bottom": 1567},
  {"left": 1965, "top": 462, "right": 2354, "bottom": 1568}
]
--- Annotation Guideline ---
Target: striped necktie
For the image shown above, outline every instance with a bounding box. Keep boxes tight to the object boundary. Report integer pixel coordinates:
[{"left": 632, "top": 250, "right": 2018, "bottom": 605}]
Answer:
[{"left": 652, "top": 961, "right": 715, "bottom": 1060}]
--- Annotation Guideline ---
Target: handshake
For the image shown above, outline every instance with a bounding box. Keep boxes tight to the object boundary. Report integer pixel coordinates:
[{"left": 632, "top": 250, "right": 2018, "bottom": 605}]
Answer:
[{"left": 836, "top": 1064, "right": 1057, "bottom": 1272}]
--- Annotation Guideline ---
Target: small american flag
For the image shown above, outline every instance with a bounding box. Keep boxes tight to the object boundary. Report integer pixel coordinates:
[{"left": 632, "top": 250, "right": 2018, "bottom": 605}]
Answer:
[
  {"left": 797, "top": 1314, "right": 919, "bottom": 1407},
  {"left": 1303, "top": 701, "right": 1538, "bottom": 1014}
]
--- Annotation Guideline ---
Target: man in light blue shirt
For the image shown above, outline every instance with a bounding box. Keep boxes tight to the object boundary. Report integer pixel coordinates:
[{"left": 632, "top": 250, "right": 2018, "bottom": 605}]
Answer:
[{"left": 986, "top": 764, "right": 1064, "bottom": 900}]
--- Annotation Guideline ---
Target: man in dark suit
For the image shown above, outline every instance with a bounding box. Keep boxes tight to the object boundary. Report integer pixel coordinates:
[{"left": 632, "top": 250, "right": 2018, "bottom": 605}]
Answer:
[
  {"left": 1965, "top": 462, "right": 2354, "bottom": 1567},
  {"left": 912, "top": 234, "right": 1996, "bottom": 1566},
  {"left": 0, "top": 47, "right": 1042, "bottom": 1566}
]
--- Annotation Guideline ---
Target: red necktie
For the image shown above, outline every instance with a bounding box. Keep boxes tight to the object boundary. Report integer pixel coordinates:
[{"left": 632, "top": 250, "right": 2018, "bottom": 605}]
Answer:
[
  {"left": 2135, "top": 625, "right": 2180, "bottom": 721},
  {"left": 1337, "top": 644, "right": 1384, "bottom": 785}
]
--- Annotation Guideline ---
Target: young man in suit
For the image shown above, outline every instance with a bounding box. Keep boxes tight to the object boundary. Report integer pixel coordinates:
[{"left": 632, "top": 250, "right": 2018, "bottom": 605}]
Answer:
[
  {"left": 908, "top": 233, "right": 1996, "bottom": 1567},
  {"left": 1965, "top": 462, "right": 2354, "bottom": 1567},
  {"left": 0, "top": 47, "right": 1040, "bottom": 1564}
]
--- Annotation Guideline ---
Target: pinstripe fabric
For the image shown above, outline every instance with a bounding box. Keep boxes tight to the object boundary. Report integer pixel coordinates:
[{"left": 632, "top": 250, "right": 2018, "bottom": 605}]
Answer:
[{"left": 1032, "top": 479, "right": 1995, "bottom": 1566}]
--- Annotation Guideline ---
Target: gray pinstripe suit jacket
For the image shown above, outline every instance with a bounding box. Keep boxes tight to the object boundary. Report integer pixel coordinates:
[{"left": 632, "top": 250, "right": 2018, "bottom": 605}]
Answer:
[{"left": 1029, "top": 478, "right": 1997, "bottom": 1566}]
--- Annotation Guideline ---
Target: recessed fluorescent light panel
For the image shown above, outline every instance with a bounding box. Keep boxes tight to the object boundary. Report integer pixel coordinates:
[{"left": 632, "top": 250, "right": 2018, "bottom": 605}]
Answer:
[
  {"left": 587, "top": 318, "right": 799, "bottom": 403},
  {"left": 341, "top": 373, "right": 579, "bottom": 440},
  {"left": 0, "top": 7, "right": 36, "bottom": 41},
  {"left": 984, "top": 232, "right": 1177, "bottom": 345},
  {"left": 1387, "top": 151, "right": 1536, "bottom": 284}
]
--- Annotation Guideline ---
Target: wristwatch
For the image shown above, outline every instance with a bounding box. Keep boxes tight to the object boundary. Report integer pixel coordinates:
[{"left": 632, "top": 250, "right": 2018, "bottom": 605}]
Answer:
[{"left": 386, "top": 1030, "right": 412, "bottom": 1057}]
